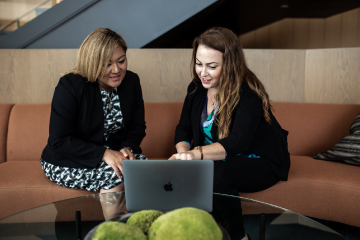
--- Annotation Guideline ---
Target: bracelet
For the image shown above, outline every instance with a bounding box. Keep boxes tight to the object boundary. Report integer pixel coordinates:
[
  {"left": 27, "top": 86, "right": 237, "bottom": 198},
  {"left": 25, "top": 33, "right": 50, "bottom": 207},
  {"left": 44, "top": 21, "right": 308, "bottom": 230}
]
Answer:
[{"left": 195, "top": 146, "right": 203, "bottom": 160}]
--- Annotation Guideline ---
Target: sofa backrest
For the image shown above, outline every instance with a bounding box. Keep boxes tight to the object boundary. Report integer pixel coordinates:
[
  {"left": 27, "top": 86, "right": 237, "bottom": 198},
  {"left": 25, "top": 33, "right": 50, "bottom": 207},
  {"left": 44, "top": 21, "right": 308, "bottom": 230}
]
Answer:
[
  {"left": 140, "top": 102, "right": 183, "bottom": 159},
  {"left": 7, "top": 104, "right": 51, "bottom": 161},
  {"left": 0, "top": 104, "right": 14, "bottom": 163},
  {"left": 5, "top": 103, "right": 183, "bottom": 162},
  {"left": 5, "top": 102, "right": 360, "bottom": 161},
  {"left": 272, "top": 102, "right": 360, "bottom": 156}
]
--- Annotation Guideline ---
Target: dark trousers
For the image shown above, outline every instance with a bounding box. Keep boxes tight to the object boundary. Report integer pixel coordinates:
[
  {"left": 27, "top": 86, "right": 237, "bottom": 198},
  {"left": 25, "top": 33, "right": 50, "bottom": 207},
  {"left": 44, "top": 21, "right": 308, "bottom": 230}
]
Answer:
[{"left": 212, "top": 155, "right": 279, "bottom": 239}]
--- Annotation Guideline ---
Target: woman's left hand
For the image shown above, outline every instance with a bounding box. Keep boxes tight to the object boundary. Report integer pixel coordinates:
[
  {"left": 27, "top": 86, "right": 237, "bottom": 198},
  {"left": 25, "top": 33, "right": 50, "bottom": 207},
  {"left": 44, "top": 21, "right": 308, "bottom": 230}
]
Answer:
[
  {"left": 168, "top": 150, "right": 201, "bottom": 160},
  {"left": 120, "top": 147, "right": 136, "bottom": 160}
]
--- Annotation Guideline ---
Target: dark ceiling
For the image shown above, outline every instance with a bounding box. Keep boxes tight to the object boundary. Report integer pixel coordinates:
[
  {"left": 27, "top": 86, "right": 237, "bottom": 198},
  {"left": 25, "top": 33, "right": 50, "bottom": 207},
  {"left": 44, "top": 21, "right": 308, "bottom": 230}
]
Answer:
[{"left": 144, "top": 0, "right": 360, "bottom": 48}]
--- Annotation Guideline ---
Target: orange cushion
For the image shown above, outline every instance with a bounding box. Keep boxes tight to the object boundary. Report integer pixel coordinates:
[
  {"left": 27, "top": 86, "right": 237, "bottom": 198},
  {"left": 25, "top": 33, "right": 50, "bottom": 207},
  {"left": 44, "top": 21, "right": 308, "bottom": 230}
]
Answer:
[
  {"left": 141, "top": 102, "right": 183, "bottom": 158},
  {"left": 272, "top": 102, "right": 360, "bottom": 156},
  {"left": 0, "top": 161, "right": 99, "bottom": 219},
  {"left": 241, "top": 156, "right": 360, "bottom": 227},
  {"left": 0, "top": 104, "right": 13, "bottom": 163},
  {"left": 7, "top": 104, "right": 50, "bottom": 161}
]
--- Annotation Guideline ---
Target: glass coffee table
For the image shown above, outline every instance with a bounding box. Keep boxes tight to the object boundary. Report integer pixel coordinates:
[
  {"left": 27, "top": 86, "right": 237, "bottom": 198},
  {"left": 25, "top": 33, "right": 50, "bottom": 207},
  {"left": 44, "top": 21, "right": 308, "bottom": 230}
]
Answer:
[{"left": 0, "top": 192, "right": 344, "bottom": 240}]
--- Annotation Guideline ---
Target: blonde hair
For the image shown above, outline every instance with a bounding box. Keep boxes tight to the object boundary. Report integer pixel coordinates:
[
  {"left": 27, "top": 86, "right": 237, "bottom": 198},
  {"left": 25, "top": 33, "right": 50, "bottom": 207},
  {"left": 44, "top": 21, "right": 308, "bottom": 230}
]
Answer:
[
  {"left": 191, "top": 27, "right": 272, "bottom": 139},
  {"left": 67, "top": 27, "right": 127, "bottom": 82}
]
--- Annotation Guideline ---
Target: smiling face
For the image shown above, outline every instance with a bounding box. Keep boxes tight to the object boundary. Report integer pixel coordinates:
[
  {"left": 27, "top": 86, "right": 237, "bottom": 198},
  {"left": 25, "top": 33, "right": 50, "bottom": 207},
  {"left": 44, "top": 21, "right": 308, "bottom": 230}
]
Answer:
[
  {"left": 195, "top": 44, "right": 223, "bottom": 92},
  {"left": 98, "top": 46, "right": 127, "bottom": 92}
]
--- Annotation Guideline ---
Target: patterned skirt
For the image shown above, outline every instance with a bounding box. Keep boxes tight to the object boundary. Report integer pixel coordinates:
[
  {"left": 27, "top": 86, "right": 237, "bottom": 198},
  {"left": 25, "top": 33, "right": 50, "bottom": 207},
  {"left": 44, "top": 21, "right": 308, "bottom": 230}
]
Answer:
[{"left": 40, "top": 153, "right": 147, "bottom": 192}]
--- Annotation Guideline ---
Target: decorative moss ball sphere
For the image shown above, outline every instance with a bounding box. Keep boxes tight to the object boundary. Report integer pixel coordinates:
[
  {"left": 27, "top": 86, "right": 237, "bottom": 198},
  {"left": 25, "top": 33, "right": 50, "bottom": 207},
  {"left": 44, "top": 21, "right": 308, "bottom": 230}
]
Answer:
[
  {"left": 92, "top": 221, "right": 147, "bottom": 240},
  {"left": 148, "top": 207, "right": 222, "bottom": 240},
  {"left": 127, "top": 210, "right": 164, "bottom": 234}
]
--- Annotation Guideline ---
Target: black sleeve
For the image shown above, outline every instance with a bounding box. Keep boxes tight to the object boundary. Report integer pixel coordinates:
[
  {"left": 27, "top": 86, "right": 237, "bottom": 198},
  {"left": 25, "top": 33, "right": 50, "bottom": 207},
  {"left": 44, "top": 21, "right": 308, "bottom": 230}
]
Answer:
[
  {"left": 119, "top": 74, "right": 146, "bottom": 152},
  {"left": 47, "top": 76, "right": 106, "bottom": 168},
  {"left": 174, "top": 83, "right": 195, "bottom": 145},
  {"left": 217, "top": 87, "right": 264, "bottom": 158}
]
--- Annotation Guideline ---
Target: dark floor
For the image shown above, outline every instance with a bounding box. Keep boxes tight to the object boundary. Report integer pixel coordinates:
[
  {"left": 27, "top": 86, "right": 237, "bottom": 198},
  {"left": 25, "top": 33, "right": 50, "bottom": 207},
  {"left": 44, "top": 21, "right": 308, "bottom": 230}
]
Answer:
[
  {"left": 243, "top": 214, "right": 360, "bottom": 240},
  {"left": 0, "top": 215, "right": 359, "bottom": 240}
]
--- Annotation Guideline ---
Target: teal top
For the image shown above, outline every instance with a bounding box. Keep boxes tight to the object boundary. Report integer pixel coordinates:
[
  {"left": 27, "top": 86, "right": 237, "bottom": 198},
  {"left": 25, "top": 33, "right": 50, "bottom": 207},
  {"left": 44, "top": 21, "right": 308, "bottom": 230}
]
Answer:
[{"left": 199, "top": 98, "right": 261, "bottom": 159}]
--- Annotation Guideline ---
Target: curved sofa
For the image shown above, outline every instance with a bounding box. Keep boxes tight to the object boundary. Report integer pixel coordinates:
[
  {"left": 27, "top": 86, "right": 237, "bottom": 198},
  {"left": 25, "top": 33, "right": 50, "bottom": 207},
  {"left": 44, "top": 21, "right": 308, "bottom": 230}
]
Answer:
[{"left": 0, "top": 102, "right": 360, "bottom": 228}]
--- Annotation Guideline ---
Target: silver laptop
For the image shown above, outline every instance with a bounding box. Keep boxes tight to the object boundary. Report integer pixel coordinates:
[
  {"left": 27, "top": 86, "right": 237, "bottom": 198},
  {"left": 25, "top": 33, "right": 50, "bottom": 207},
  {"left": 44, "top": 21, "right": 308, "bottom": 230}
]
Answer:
[{"left": 123, "top": 160, "right": 214, "bottom": 212}]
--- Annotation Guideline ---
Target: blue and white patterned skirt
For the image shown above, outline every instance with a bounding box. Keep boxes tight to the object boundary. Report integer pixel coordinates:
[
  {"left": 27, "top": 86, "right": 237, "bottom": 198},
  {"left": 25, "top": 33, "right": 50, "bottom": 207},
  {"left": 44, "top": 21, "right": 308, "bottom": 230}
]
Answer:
[{"left": 40, "top": 153, "right": 147, "bottom": 192}]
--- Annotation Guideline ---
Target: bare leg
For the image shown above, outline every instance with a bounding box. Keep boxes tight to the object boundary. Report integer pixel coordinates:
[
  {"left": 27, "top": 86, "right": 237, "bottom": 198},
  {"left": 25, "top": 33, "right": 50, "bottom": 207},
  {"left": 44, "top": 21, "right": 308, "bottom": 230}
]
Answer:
[
  {"left": 99, "top": 183, "right": 127, "bottom": 220},
  {"left": 100, "top": 182, "right": 124, "bottom": 193}
]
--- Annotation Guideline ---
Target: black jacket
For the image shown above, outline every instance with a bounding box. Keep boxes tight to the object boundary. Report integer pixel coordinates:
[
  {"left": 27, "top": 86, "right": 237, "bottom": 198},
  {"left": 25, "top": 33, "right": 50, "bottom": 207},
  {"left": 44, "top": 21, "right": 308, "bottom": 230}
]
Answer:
[
  {"left": 41, "top": 71, "right": 146, "bottom": 168},
  {"left": 174, "top": 81, "right": 290, "bottom": 181}
]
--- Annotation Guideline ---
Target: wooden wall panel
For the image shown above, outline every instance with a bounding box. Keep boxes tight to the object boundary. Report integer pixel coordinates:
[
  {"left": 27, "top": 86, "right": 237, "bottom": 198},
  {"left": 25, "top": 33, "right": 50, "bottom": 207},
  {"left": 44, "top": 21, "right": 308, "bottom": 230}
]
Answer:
[
  {"left": 308, "top": 19, "right": 325, "bottom": 49},
  {"left": 293, "top": 19, "right": 309, "bottom": 49},
  {"left": 0, "top": 48, "right": 359, "bottom": 105},
  {"left": 305, "top": 48, "right": 360, "bottom": 104},
  {"left": 239, "top": 31, "right": 255, "bottom": 48},
  {"left": 324, "top": 14, "right": 342, "bottom": 48},
  {"left": 127, "top": 49, "right": 192, "bottom": 103},
  {"left": 28, "top": 49, "right": 78, "bottom": 103},
  {"left": 269, "top": 21, "right": 283, "bottom": 49},
  {"left": 244, "top": 49, "right": 305, "bottom": 103},
  {"left": 357, "top": 8, "right": 360, "bottom": 45},
  {"left": 0, "top": 50, "right": 30, "bottom": 104},
  {"left": 254, "top": 26, "right": 270, "bottom": 49},
  {"left": 241, "top": 7, "right": 360, "bottom": 49},
  {"left": 341, "top": 8, "right": 358, "bottom": 47}
]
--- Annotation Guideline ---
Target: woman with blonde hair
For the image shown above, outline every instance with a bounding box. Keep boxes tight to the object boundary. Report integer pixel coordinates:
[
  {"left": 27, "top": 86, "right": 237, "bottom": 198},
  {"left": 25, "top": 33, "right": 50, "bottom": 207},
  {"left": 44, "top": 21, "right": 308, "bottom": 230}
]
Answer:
[
  {"left": 41, "top": 28, "right": 146, "bottom": 195},
  {"left": 170, "top": 27, "right": 290, "bottom": 240}
]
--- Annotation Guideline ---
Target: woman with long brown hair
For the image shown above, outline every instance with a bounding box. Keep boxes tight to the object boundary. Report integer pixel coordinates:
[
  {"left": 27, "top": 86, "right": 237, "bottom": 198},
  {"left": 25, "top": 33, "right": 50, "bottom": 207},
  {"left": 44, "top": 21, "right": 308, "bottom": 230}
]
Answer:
[{"left": 170, "top": 27, "right": 290, "bottom": 240}]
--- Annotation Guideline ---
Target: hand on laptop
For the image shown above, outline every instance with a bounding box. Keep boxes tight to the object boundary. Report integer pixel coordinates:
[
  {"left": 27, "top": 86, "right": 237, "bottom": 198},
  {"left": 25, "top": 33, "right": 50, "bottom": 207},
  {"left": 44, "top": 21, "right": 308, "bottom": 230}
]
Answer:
[{"left": 168, "top": 150, "right": 201, "bottom": 160}]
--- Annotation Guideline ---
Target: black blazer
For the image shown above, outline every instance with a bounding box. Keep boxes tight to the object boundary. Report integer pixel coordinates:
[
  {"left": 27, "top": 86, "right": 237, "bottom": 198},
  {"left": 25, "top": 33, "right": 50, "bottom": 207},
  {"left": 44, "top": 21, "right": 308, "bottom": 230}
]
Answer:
[
  {"left": 41, "top": 71, "right": 146, "bottom": 169},
  {"left": 174, "top": 81, "right": 290, "bottom": 181}
]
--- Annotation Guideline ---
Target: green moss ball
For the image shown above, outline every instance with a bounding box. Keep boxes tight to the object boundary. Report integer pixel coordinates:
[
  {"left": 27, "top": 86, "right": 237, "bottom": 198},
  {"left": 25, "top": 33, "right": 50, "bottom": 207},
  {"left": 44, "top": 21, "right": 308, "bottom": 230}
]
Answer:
[
  {"left": 92, "top": 221, "right": 147, "bottom": 240},
  {"left": 127, "top": 210, "right": 164, "bottom": 234},
  {"left": 148, "top": 207, "right": 222, "bottom": 240}
]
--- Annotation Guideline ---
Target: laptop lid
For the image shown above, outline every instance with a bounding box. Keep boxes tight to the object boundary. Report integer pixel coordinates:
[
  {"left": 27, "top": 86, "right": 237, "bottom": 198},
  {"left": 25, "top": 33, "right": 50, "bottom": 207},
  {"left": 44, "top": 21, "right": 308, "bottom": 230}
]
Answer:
[{"left": 123, "top": 160, "right": 214, "bottom": 212}]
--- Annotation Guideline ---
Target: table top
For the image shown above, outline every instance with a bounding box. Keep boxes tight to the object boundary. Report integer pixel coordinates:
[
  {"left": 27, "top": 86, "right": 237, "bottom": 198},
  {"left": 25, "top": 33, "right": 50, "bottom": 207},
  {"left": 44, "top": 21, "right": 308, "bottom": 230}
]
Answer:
[{"left": 0, "top": 192, "right": 344, "bottom": 240}]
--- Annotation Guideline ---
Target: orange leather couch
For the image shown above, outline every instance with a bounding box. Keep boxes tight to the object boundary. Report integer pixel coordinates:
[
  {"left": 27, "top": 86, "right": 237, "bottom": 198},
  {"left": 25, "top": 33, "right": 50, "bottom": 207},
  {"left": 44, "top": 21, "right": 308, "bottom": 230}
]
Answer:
[{"left": 0, "top": 102, "right": 360, "bottom": 228}]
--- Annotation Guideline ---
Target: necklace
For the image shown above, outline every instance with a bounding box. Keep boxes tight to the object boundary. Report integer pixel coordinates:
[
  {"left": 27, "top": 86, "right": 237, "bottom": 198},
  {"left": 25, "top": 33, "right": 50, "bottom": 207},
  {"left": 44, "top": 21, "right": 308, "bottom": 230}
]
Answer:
[{"left": 99, "top": 85, "right": 113, "bottom": 110}]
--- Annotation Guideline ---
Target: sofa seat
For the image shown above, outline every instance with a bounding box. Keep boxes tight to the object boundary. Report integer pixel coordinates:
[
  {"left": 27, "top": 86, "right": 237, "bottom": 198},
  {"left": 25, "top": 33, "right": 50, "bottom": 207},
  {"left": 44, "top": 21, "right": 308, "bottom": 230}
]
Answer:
[
  {"left": 1, "top": 102, "right": 360, "bottom": 228},
  {"left": 0, "top": 161, "right": 93, "bottom": 219},
  {"left": 241, "top": 156, "right": 360, "bottom": 227}
]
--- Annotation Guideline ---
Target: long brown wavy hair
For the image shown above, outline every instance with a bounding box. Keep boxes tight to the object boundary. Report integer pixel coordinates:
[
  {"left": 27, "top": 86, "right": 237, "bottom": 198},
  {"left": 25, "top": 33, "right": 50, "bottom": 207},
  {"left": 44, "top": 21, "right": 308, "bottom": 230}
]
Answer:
[
  {"left": 67, "top": 28, "right": 127, "bottom": 82},
  {"left": 191, "top": 27, "right": 272, "bottom": 139}
]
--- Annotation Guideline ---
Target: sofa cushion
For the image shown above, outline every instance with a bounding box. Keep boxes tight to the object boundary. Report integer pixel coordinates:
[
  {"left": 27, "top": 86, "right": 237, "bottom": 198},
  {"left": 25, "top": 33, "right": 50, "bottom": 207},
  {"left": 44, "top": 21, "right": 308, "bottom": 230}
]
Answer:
[
  {"left": 0, "top": 104, "right": 13, "bottom": 163},
  {"left": 241, "top": 156, "right": 360, "bottom": 227},
  {"left": 272, "top": 102, "right": 360, "bottom": 156},
  {"left": 0, "top": 161, "right": 97, "bottom": 219},
  {"left": 314, "top": 112, "right": 360, "bottom": 165},
  {"left": 7, "top": 104, "right": 50, "bottom": 161},
  {"left": 141, "top": 103, "right": 183, "bottom": 159}
]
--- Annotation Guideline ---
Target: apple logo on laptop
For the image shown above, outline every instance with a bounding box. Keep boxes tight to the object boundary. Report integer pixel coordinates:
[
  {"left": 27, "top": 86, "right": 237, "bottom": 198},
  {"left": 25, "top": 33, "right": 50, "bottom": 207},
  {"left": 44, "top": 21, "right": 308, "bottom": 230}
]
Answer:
[{"left": 164, "top": 182, "right": 173, "bottom": 191}]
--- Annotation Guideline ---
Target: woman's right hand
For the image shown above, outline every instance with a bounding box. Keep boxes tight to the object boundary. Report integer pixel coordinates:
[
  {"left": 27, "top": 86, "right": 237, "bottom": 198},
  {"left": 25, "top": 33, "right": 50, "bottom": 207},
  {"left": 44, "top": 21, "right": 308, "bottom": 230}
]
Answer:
[{"left": 102, "top": 149, "right": 128, "bottom": 179}]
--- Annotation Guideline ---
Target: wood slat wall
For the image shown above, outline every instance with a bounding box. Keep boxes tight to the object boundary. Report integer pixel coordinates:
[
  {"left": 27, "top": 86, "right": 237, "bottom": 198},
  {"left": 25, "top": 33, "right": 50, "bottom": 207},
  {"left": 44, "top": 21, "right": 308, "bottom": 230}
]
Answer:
[
  {"left": 241, "top": 8, "right": 360, "bottom": 49},
  {"left": 305, "top": 48, "right": 360, "bottom": 104},
  {"left": 0, "top": 48, "right": 359, "bottom": 104}
]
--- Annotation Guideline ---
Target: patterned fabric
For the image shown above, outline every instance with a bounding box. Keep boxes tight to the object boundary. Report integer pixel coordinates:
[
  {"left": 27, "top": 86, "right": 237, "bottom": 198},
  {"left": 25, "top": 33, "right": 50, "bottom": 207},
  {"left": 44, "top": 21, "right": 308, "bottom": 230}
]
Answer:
[
  {"left": 100, "top": 87, "right": 124, "bottom": 143},
  {"left": 40, "top": 153, "right": 147, "bottom": 192},
  {"left": 314, "top": 112, "right": 360, "bottom": 166}
]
